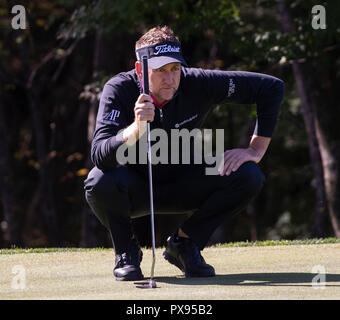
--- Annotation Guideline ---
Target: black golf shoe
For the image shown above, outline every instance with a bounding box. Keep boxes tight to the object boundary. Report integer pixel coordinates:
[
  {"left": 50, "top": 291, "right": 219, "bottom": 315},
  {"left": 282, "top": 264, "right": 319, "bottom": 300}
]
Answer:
[
  {"left": 114, "top": 238, "right": 144, "bottom": 281},
  {"left": 163, "top": 234, "right": 215, "bottom": 277}
]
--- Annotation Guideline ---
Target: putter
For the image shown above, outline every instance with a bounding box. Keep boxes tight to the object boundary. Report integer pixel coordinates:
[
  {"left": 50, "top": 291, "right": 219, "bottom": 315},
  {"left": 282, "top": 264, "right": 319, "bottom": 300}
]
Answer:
[{"left": 135, "top": 55, "right": 157, "bottom": 289}]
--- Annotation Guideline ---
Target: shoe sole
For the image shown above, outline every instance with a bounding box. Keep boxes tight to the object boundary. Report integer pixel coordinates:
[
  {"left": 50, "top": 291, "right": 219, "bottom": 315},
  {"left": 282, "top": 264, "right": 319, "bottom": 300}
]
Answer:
[
  {"left": 114, "top": 249, "right": 144, "bottom": 281},
  {"left": 163, "top": 250, "right": 216, "bottom": 278},
  {"left": 114, "top": 270, "right": 144, "bottom": 281}
]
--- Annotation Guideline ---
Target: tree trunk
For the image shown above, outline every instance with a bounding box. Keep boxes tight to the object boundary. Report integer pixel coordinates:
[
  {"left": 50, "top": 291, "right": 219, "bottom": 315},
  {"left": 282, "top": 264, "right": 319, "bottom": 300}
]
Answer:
[
  {"left": 314, "top": 114, "right": 340, "bottom": 236},
  {"left": 26, "top": 89, "right": 59, "bottom": 246},
  {"left": 278, "top": 0, "right": 333, "bottom": 237},
  {"left": 310, "top": 46, "right": 340, "bottom": 236},
  {"left": 0, "top": 99, "right": 23, "bottom": 247},
  {"left": 291, "top": 63, "right": 331, "bottom": 236},
  {"left": 81, "top": 32, "right": 109, "bottom": 247}
]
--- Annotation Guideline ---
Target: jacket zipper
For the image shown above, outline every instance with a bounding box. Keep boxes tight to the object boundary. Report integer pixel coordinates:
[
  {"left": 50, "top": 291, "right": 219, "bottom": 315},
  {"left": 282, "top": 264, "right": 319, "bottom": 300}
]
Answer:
[{"left": 159, "top": 108, "right": 163, "bottom": 122}]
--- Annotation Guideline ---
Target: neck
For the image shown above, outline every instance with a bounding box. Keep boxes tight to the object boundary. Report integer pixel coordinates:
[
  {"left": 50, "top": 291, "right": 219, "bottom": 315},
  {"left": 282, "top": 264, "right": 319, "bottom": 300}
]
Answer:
[{"left": 151, "top": 95, "right": 168, "bottom": 109}]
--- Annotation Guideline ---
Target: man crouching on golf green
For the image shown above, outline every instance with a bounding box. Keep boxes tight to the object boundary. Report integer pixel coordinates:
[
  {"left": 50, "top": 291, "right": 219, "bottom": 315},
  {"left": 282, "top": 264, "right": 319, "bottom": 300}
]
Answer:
[{"left": 84, "top": 26, "right": 284, "bottom": 281}]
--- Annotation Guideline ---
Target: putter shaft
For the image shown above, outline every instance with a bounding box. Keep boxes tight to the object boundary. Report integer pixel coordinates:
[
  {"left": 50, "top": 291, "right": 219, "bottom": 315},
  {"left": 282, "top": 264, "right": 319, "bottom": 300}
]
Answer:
[
  {"left": 147, "top": 122, "right": 156, "bottom": 279},
  {"left": 142, "top": 56, "right": 156, "bottom": 282}
]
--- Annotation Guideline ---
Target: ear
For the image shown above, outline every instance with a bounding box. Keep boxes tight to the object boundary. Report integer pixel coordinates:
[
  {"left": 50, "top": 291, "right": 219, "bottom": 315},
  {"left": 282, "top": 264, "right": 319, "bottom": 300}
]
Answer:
[{"left": 135, "top": 61, "right": 142, "bottom": 79}]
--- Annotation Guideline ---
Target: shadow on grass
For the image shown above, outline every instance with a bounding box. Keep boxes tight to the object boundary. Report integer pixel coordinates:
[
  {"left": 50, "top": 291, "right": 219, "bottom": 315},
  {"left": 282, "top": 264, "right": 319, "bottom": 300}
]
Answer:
[{"left": 155, "top": 273, "right": 340, "bottom": 287}]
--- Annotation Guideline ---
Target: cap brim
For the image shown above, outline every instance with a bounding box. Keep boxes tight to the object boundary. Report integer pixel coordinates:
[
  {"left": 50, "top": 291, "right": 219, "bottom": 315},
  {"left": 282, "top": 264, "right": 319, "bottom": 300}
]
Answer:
[{"left": 148, "top": 56, "right": 187, "bottom": 69}]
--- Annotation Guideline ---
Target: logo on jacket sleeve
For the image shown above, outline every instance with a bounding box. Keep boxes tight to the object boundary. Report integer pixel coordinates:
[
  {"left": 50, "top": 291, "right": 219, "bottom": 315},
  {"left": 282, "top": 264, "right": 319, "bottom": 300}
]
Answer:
[
  {"left": 103, "top": 109, "right": 120, "bottom": 126},
  {"left": 227, "top": 78, "right": 235, "bottom": 97}
]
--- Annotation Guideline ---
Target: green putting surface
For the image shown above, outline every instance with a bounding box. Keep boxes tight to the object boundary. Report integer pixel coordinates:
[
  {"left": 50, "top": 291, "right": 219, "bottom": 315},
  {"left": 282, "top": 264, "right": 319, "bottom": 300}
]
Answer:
[{"left": 1, "top": 243, "right": 339, "bottom": 300}]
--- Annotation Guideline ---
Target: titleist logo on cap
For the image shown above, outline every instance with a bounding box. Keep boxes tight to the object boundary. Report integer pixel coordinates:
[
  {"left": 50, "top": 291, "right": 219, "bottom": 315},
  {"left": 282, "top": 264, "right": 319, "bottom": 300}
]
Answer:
[
  {"left": 154, "top": 44, "right": 180, "bottom": 55},
  {"left": 135, "top": 41, "right": 188, "bottom": 67}
]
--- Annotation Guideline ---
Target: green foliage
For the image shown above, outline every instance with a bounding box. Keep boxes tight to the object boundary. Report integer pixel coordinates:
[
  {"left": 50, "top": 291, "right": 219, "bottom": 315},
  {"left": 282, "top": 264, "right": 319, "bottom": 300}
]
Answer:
[{"left": 57, "top": 0, "right": 241, "bottom": 40}]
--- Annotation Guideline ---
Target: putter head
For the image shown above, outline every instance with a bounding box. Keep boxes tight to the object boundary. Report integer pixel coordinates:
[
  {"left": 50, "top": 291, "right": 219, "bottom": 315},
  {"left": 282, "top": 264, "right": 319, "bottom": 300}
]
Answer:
[
  {"left": 149, "top": 279, "right": 157, "bottom": 288},
  {"left": 134, "top": 278, "right": 157, "bottom": 289}
]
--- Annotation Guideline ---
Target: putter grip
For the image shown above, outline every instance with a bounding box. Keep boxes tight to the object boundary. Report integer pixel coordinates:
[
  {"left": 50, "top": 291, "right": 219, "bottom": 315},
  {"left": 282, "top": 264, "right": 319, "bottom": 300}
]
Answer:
[{"left": 142, "top": 56, "right": 149, "bottom": 95}]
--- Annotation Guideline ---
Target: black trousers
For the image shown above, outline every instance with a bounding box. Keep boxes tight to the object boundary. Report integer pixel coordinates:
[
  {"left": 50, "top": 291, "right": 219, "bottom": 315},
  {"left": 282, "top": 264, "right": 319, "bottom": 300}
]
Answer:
[{"left": 84, "top": 161, "right": 264, "bottom": 253}]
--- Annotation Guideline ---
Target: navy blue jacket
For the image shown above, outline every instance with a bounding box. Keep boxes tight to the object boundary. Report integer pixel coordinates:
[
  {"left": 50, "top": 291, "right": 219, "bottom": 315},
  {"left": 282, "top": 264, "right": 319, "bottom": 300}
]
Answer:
[{"left": 91, "top": 67, "right": 284, "bottom": 180}]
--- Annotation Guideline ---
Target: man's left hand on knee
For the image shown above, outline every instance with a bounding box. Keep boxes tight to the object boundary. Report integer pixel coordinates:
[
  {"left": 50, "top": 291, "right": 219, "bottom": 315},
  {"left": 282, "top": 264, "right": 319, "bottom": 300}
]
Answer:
[{"left": 218, "top": 147, "right": 261, "bottom": 176}]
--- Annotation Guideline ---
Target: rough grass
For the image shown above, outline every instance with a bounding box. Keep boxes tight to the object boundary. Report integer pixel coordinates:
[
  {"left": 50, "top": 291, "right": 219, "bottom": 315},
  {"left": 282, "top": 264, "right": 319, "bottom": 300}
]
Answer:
[
  {"left": 1, "top": 238, "right": 339, "bottom": 255},
  {"left": 0, "top": 239, "right": 339, "bottom": 300}
]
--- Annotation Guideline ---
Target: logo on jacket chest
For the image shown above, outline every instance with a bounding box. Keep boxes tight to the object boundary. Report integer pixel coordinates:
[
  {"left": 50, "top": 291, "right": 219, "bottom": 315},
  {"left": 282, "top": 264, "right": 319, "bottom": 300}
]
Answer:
[{"left": 174, "top": 114, "right": 198, "bottom": 128}]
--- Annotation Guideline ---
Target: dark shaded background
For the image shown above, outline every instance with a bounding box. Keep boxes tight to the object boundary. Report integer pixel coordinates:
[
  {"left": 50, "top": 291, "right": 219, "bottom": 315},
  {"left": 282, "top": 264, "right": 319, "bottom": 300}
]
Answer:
[{"left": 0, "top": 0, "right": 339, "bottom": 249}]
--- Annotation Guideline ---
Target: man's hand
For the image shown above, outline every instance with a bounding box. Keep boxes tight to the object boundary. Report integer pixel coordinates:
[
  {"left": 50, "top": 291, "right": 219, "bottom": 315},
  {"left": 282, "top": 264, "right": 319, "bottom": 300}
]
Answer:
[
  {"left": 134, "top": 93, "right": 155, "bottom": 123},
  {"left": 218, "top": 147, "right": 261, "bottom": 176},
  {"left": 218, "top": 135, "right": 271, "bottom": 176},
  {"left": 123, "top": 94, "right": 154, "bottom": 145}
]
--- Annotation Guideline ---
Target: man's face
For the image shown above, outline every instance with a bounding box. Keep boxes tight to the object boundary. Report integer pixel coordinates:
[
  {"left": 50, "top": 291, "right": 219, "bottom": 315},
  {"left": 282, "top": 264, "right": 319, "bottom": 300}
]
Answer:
[{"left": 146, "top": 62, "right": 181, "bottom": 104}]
